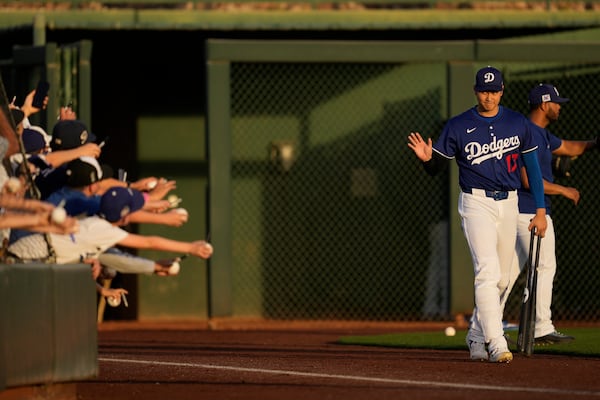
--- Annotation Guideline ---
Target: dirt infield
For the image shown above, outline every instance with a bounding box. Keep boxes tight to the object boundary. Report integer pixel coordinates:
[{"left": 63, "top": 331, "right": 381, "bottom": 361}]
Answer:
[{"left": 65, "top": 320, "right": 600, "bottom": 400}]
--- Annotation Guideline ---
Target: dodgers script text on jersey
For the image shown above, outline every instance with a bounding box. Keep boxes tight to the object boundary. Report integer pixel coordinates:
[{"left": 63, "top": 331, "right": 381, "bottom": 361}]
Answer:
[
  {"left": 465, "top": 135, "right": 520, "bottom": 164},
  {"left": 432, "top": 105, "right": 537, "bottom": 192}
]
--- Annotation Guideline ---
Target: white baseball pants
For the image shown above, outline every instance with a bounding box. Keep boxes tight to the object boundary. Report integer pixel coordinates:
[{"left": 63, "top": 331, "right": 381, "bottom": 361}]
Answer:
[
  {"left": 500, "top": 214, "right": 557, "bottom": 338},
  {"left": 458, "top": 189, "right": 518, "bottom": 344}
]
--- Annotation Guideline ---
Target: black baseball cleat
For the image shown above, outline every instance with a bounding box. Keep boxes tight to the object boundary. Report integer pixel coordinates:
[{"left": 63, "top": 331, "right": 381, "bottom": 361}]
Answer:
[{"left": 534, "top": 331, "right": 575, "bottom": 345}]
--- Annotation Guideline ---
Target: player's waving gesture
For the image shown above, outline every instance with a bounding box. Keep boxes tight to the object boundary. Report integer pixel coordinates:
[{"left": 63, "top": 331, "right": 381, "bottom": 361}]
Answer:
[{"left": 407, "top": 132, "right": 433, "bottom": 162}]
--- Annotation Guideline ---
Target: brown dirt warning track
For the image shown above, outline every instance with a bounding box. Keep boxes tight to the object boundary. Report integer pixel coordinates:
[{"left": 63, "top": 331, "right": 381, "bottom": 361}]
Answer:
[{"left": 65, "top": 320, "right": 600, "bottom": 400}]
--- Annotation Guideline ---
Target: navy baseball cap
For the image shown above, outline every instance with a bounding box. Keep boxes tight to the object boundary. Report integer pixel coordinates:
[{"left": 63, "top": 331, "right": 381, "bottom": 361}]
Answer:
[
  {"left": 65, "top": 156, "right": 112, "bottom": 188},
  {"left": 51, "top": 120, "right": 97, "bottom": 151},
  {"left": 528, "top": 83, "right": 569, "bottom": 106},
  {"left": 99, "top": 187, "right": 145, "bottom": 222},
  {"left": 474, "top": 66, "right": 504, "bottom": 92},
  {"left": 22, "top": 128, "right": 47, "bottom": 153}
]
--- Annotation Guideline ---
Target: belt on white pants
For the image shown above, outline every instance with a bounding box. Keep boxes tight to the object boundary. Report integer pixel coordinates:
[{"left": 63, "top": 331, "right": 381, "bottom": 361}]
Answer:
[{"left": 461, "top": 188, "right": 516, "bottom": 201}]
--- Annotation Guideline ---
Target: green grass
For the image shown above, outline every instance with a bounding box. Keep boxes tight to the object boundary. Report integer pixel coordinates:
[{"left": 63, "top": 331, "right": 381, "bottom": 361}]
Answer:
[{"left": 337, "top": 327, "right": 600, "bottom": 357}]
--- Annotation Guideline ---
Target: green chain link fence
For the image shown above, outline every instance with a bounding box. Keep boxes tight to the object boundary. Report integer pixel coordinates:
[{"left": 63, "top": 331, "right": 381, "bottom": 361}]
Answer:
[
  {"left": 220, "top": 55, "right": 600, "bottom": 323},
  {"left": 499, "top": 62, "right": 600, "bottom": 322},
  {"left": 231, "top": 62, "right": 449, "bottom": 321}
]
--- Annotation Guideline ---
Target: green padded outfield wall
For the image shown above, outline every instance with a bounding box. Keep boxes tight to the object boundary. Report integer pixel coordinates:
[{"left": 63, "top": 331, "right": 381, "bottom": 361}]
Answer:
[
  {"left": 136, "top": 116, "right": 211, "bottom": 320},
  {"left": 0, "top": 263, "right": 98, "bottom": 390}
]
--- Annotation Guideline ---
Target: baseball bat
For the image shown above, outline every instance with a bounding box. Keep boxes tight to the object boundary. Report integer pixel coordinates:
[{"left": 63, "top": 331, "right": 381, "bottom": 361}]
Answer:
[
  {"left": 529, "top": 238, "right": 541, "bottom": 352},
  {"left": 517, "top": 229, "right": 542, "bottom": 356}
]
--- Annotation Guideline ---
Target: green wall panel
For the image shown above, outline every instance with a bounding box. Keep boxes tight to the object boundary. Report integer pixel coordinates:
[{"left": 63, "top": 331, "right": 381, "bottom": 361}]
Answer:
[{"left": 137, "top": 115, "right": 210, "bottom": 320}]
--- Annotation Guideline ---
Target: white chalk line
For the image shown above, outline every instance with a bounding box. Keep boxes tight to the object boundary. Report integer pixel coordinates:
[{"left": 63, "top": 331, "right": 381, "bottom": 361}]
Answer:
[{"left": 99, "top": 357, "right": 600, "bottom": 397}]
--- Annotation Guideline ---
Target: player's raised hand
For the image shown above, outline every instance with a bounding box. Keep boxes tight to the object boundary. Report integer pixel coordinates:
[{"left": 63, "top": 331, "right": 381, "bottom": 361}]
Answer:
[{"left": 408, "top": 132, "right": 433, "bottom": 162}]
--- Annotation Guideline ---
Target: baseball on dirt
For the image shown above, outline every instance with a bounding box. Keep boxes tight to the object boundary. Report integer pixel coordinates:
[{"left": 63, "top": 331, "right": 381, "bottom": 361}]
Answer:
[
  {"left": 51, "top": 207, "right": 67, "bottom": 224},
  {"left": 107, "top": 295, "right": 121, "bottom": 307},
  {"left": 444, "top": 327, "right": 456, "bottom": 337}
]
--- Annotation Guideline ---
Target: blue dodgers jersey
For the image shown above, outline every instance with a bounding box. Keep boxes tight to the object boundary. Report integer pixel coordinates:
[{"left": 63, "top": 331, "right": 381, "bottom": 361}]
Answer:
[
  {"left": 433, "top": 106, "right": 537, "bottom": 192},
  {"left": 517, "top": 122, "right": 562, "bottom": 215}
]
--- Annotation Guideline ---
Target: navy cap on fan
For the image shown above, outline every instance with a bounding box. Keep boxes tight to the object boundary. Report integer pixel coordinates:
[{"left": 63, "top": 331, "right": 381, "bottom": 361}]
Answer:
[
  {"left": 22, "top": 128, "right": 47, "bottom": 154},
  {"left": 51, "top": 120, "right": 97, "bottom": 151},
  {"left": 65, "top": 156, "right": 113, "bottom": 188},
  {"left": 99, "top": 187, "right": 145, "bottom": 223}
]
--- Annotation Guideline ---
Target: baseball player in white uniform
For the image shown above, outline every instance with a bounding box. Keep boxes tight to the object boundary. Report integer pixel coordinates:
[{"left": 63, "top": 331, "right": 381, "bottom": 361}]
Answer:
[
  {"left": 500, "top": 84, "right": 597, "bottom": 345},
  {"left": 408, "top": 66, "right": 547, "bottom": 363}
]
